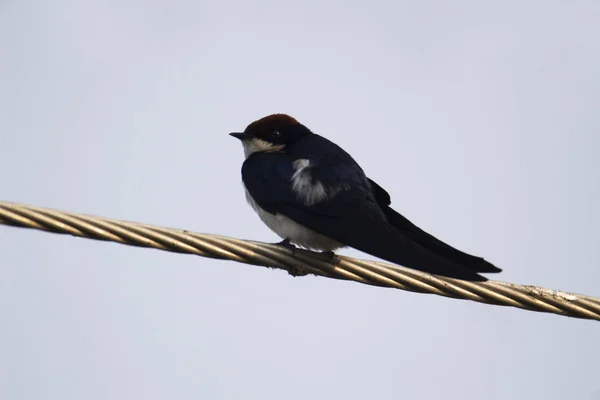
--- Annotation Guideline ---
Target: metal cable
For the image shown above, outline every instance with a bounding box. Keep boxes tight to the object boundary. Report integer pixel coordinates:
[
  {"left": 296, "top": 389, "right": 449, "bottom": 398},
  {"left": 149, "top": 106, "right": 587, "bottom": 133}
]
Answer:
[{"left": 1, "top": 201, "right": 599, "bottom": 321}]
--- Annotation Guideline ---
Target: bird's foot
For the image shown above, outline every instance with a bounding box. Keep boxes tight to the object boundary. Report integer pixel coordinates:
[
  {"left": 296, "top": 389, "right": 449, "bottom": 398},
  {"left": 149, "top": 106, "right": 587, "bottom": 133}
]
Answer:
[
  {"left": 273, "top": 239, "right": 309, "bottom": 276},
  {"left": 314, "top": 250, "right": 337, "bottom": 262},
  {"left": 273, "top": 238, "right": 297, "bottom": 249},
  {"left": 320, "top": 251, "right": 335, "bottom": 259}
]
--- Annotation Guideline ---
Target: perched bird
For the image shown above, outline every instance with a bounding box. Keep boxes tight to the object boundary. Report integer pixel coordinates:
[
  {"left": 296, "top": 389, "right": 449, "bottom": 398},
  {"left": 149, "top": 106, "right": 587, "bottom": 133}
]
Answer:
[{"left": 230, "top": 114, "right": 500, "bottom": 281}]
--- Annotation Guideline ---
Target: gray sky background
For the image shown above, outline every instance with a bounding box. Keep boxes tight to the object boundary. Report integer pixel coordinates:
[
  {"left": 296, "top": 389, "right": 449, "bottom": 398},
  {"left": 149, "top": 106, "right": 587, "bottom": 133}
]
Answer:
[{"left": 1, "top": 1, "right": 599, "bottom": 399}]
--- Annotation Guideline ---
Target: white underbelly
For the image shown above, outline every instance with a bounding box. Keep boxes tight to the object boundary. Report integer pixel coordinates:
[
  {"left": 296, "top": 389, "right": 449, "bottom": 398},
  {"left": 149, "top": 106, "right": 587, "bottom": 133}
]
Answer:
[{"left": 245, "top": 189, "right": 343, "bottom": 252}]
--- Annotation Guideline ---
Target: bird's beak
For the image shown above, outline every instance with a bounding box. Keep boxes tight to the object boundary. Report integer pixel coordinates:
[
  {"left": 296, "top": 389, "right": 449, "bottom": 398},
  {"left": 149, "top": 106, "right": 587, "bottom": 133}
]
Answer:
[{"left": 229, "top": 132, "right": 253, "bottom": 140}]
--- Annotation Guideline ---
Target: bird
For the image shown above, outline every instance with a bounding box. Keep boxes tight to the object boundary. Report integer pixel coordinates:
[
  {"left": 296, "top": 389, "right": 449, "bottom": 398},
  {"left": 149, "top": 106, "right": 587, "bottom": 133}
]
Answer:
[{"left": 229, "top": 114, "right": 501, "bottom": 281}]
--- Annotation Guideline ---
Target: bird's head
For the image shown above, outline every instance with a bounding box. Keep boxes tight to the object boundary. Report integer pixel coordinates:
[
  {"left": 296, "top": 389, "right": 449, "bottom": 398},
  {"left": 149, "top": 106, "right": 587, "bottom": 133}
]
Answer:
[{"left": 229, "top": 114, "right": 310, "bottom": 158}]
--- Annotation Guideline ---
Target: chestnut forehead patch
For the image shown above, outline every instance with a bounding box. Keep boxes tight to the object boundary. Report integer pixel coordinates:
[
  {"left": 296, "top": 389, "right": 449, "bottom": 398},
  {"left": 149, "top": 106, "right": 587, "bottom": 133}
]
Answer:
[{"left": 245, "top": 114, "right": 299, "bottom": 132}]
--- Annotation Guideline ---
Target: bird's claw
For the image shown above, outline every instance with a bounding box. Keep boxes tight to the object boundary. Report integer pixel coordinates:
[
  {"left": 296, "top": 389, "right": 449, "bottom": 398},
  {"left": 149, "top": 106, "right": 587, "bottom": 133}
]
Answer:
[
  {"left": 272, "top": 239, "right": 336, "bottom": 263},
  {"left": 319, "top": 251, "right": 336, "bottom": 260},
  {"left": 273, "top": 238, "right": 297, "bottom": 249}
]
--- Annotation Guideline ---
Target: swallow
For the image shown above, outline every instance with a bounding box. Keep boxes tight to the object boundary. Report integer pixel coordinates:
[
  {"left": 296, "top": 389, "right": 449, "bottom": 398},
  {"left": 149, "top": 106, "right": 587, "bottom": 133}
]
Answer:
[{"left": 230, "top": 114, "right": 501, "bottom": 281}]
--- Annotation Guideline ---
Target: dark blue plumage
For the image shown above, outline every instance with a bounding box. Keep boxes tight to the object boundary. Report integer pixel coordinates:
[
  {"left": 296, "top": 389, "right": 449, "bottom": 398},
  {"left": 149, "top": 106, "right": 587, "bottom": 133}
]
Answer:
[{"left": 231, "top": 114, "right": 501, "bottom": 281}]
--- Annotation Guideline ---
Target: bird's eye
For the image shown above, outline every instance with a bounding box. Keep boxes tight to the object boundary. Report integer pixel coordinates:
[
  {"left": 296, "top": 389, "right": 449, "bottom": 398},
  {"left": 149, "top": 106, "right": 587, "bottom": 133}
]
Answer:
[{"left": 272, "top": 130, "right": 281, "bottom": 138}]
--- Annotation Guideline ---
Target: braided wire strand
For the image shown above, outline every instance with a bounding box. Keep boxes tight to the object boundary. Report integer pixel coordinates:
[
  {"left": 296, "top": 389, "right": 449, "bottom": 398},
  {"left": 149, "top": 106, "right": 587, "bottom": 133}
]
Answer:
[{"left": 1, "top": 201, "right": 599, "bottom": 321}]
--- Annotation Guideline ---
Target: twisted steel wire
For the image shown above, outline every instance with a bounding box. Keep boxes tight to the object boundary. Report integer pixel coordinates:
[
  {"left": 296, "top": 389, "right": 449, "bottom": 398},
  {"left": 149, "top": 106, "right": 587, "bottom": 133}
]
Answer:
[{"left": 1, "top": 201, "right": 599, "bottom": 321}]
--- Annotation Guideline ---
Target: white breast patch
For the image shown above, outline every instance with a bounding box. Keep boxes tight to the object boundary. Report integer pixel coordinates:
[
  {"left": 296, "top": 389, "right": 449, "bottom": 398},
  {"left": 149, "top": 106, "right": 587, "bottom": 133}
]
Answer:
[{"left": 244, "top": 188, "right": 343, "bottom": 251}]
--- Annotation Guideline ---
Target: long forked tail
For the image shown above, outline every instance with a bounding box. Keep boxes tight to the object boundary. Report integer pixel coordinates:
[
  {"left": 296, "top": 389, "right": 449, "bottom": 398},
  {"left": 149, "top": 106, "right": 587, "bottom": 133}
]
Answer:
[{"left": 382, "top": 206, "right": 501, "bottom": 275}]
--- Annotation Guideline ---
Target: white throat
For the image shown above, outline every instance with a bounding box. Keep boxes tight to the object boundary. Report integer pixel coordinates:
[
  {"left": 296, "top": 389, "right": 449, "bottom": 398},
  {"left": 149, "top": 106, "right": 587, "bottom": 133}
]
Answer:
[{"left": 241, "top": 138, "right": 284, "bottom": 158}]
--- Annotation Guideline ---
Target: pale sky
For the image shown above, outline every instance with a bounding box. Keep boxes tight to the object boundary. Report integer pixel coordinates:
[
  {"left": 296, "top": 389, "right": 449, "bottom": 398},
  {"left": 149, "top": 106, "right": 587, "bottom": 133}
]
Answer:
[{"left": 1, "top": 1, "right": 599, "bottom": 399}]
